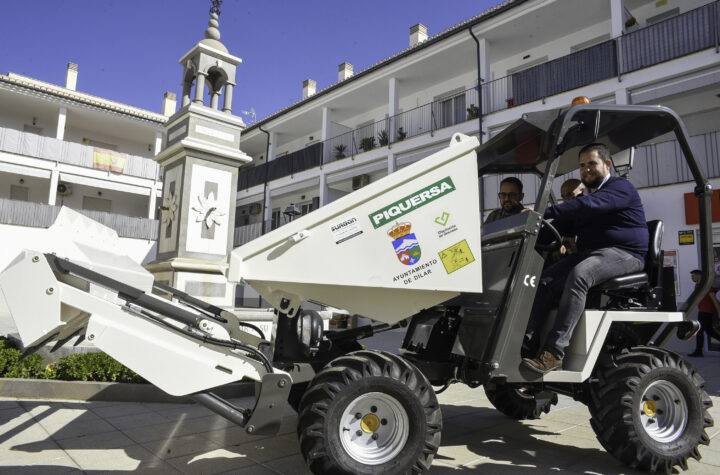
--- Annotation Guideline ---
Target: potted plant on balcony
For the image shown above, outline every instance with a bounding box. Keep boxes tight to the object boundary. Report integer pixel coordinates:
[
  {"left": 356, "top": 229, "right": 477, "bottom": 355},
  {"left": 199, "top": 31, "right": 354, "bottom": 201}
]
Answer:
[
  {"left": 334, "top": 144, "right": 347, "bottom": 159},
  {"left": 396, "top": 127, "right": 408, "bottom": 141},
  {"left": 467, "top": 104, "right": 479, "bottom": 119},
  {"left": 378, "top": 130, "right": 389, "bottom": 146},
  {"left": 359, "top": 137, "right": 375, "bottom": 152}
]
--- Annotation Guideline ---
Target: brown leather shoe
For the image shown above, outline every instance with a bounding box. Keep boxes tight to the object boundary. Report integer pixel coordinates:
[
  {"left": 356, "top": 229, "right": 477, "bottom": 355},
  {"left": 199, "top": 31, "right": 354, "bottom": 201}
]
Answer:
[{"left": 522, "top": 350, "right": 563, "bottom": 374}]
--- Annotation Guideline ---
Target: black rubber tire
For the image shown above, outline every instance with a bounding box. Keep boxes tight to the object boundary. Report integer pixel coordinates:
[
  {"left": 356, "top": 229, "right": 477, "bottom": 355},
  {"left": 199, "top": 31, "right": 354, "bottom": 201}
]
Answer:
[
  {"left": 484, "top": 382, "right": 558, "bottom": 420},
  {"left": 588, "top": 346, "right": 713, "bottom": 474},
  {"left": 297, "top": 350, "right": 442, "bottom": 474}
]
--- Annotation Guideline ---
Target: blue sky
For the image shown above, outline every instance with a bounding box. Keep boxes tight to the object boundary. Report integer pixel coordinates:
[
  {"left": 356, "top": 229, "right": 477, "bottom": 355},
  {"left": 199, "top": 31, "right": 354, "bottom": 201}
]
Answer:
[{"left": 0, "top": 0, "right": 505, "bottom": 120}]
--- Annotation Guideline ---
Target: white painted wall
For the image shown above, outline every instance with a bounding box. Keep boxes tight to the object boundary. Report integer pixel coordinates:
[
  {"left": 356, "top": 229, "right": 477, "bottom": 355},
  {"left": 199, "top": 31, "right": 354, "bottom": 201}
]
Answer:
[
  {"left": 0, "top": 173, "right": 50, "bottom": 203},
  {"left": 53, "top": 182, "right": 149, "bottom": 218},
  {"left": 330, "top": 121, "right": 352, "bottom": 139},
  {"left": 63, "top": 124, "right": 153, "bottom": 158},
  {"left": 490, "top": 21, "right": 612, "bottom": 80},
  {"left": 628, "top": 0, "right": 712, "bottom": 28},
  {"left": 408, "top": 72, "right": 477, "bottom": 110},
  {"left": 276, "top": 130, "right": 323, "bottom": 156},
  {"left": 639, "top": 178, "right": 720, "bottom": 302}
]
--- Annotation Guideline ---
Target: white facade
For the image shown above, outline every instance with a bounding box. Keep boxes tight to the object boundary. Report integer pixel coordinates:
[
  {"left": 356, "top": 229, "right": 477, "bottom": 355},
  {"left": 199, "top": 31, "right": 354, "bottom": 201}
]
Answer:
[
  {"left": 1, "top": 0, "right": 718, "bottom": 307},
  {"left": 0, "top": 65, "right": 172, "bottom": 269},
  {"left": 233, "top": 0, "right": 720, "bottom": 306}
]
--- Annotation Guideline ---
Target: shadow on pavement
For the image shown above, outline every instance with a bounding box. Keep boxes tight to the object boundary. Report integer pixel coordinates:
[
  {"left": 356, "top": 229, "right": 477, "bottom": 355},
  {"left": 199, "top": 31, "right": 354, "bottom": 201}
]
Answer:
[{"left": 434, "top": 404, "right": 647, "bottom": 474}]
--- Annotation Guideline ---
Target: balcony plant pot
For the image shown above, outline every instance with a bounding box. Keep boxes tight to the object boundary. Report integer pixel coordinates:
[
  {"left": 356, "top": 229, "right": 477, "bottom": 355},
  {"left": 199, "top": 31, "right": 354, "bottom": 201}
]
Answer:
[
  {"left": 378, "top": 130, "right": 389, "bottom": 146},
  {"left": 334, "top": 144, "right": 347, "bottom": 159},
  {"left": 359, "top": 137, "right": 375, "bottom": 152},
  {"left": 466, "top": 104, "right": 479, "bottom": 119}
]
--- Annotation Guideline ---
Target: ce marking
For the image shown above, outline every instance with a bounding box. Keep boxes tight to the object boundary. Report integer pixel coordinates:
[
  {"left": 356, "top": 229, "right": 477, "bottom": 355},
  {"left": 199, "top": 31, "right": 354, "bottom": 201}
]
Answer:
[{"left": 523, "top": 274, "right": 537, "bottom": 287}]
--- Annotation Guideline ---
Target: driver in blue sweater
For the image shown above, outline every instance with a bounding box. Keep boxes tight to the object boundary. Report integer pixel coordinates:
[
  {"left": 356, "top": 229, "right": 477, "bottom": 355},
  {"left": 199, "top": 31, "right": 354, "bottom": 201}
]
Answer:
[{"left": 523, "top": 143, "right": 648, "bottom": 373}]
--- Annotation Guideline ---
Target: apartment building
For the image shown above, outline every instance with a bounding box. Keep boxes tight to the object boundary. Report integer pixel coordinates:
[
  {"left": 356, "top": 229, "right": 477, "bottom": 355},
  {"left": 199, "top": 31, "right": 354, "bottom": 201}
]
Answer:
[
  {"left": 0, "top": 0, "right": 718, "bottom": 306},
  {"left": 234, "top": 0, "right": 720, "bottom": 304},
  {"left": 0, "top": 64, "right": 173, "bottom": 266}
]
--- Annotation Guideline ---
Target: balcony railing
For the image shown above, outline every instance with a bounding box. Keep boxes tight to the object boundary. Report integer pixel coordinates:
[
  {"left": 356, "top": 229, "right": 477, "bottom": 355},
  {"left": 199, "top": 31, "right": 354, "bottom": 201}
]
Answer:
[
  {"left": 619, "top": 1, "right": 719, "bottom": 75},
  {"left": 510, "top": 40, "right": 617, "bottom": 106},
  {"left": 238, "top": 142, "right": 323, "bottom": 190},
  {"left": 234, "top": 221, "right": 264, "bottom": 247},
  {"left": 0, "top": 198, "right": 158, "bottom": 240},
  {"left": 0, "top": 126, "right": 160, "bottom": 180},
  {"left": 238, "top": 1, "right": 719, "bottom": 190}
]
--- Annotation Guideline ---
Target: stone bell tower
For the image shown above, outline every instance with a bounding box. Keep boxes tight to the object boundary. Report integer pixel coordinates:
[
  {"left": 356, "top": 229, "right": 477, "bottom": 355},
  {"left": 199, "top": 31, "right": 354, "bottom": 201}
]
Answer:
[{"left": 147, "top": 1, "right": 251, "bottom": 306}]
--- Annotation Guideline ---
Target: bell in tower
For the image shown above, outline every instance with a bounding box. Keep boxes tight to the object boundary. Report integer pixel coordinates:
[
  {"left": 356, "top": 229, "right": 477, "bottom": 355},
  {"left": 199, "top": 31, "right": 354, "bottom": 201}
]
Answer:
[{"left": 147, "top": 0, "right": 252, "bottom": 307}]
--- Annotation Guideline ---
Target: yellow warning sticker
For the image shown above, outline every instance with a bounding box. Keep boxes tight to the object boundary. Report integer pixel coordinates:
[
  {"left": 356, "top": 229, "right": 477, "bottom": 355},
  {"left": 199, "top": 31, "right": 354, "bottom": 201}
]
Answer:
[{"left": 438, "top": 239, "right": 475, "bottom": 274}]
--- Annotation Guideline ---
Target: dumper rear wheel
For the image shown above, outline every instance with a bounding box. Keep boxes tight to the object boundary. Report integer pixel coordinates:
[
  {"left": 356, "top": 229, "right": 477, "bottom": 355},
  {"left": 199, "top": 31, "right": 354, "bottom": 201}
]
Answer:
[
  {"left": 297, "top": 350, "right": 442, "bottom": 474},
  {"left": 484, "top": 382, "right": 558, "bottom": 420},
  {"left": 588, "top": 347, "right": 713, "bottom": 473}
]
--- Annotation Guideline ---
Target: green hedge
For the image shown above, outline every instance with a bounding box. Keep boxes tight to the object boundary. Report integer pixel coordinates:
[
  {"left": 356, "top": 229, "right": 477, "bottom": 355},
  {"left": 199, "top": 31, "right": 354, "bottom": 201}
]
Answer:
[{"left": 0, "top": 338, "right": 144, "bottom": 383}]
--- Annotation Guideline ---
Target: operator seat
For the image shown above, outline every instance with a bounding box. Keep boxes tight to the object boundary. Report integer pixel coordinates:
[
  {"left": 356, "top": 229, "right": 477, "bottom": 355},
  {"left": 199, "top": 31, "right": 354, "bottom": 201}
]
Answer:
[{"left": 590, "top": 220, "right": 664, "bottom": 308}]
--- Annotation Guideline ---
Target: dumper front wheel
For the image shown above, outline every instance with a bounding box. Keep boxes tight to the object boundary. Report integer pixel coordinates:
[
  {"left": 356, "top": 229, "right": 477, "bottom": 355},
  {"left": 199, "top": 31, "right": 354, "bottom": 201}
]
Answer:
[
  {"left": 297, "top": 350, "right": 442, "bottom": 474},
  {"left": 588, "top": 347, "right": 713, "bottom": 473}
]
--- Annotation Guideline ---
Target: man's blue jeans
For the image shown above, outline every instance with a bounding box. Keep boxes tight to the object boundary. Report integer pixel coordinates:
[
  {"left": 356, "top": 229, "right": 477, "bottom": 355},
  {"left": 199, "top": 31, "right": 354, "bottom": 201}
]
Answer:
[{"left": 524, "top": 247, "right": 645, "bottom": 358}]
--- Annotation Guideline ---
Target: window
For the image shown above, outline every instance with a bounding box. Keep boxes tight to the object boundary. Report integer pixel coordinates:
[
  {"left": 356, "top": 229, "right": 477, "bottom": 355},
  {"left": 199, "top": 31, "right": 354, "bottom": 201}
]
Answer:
[
  {"left": 433, "top": 88, "right": 467, "bottom": 129},
  {"left": 646, "top": 7, "right": 679, "bottom": 26},
  {"left": 10, "top": 185, "right": 29, "bottom": 201},
  {"left": 506, "top": 55, "right": 549, "bottom": 76},
  {"left": 271, "top": 208, "right": 281, "bottom": 230},
  {"left": 82, "top": 196, "right": 112, "bottom": 213},
  {"left": 571, "top": 34, "right": 611, "bottom": 53},
  {"left": 23, "top": 124, "right": 42, "bottom": 135},
  {"left": 300, "top": 202, "right": 314, "bottom": 215},
  {"left": 82, "top": 138, "right": 118, "bottom": 151}
]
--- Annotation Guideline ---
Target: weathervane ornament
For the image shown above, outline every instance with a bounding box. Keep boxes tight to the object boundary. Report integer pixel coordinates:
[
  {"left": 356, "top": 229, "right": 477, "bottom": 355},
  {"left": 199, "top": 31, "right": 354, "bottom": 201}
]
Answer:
[{"left": 210, "top": 0, "right": 222, "bottom": 15}]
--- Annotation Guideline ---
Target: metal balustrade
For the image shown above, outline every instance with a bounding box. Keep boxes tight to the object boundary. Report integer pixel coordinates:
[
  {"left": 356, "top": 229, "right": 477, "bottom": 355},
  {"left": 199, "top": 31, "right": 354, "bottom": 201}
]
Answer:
[
  {"left": 511, "top": 40, "right": 617, "bottom": 107},
  {"left": 0, "top": 126, "right": 160, "bottom": 180},
  {"left": 482, "top": 130, "right": 720, "bottom": 208},
  {"left": 619, "top": 1, "right": 719, "bottom": 75},
  {"left": 0, "top": 198, "right": 158, "bottom": 240},
  {"left": 237, "top": 1, "right": 719, "bottom": 189},
  {"left": 233, "top": 221, "right": 264, "bottom": 247}
]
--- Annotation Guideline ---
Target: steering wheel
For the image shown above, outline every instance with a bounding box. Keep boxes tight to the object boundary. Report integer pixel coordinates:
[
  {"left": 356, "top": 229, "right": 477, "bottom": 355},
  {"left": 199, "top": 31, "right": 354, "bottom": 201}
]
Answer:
[{"left": 535, "top": 218, "right": 563, "bottom": 252}]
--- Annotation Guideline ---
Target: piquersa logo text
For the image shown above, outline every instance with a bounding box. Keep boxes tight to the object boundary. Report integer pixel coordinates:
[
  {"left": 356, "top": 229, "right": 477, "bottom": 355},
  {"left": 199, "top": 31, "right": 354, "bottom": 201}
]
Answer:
[{"left": 368, "top": 177, "right": 455, "bottom": 229}]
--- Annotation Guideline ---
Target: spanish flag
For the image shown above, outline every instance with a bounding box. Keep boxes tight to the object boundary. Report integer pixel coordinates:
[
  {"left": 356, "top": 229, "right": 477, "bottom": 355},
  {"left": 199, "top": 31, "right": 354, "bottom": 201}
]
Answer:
[{"left": 93, "top": 147, "right": 127, "bottom": 173}]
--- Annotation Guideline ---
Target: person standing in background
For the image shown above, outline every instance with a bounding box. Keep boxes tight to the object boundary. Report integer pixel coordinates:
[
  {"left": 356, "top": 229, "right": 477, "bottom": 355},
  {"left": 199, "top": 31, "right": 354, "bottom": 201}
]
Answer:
[{"left": 689, "top": 269, "right": 720, "bottom": 357}]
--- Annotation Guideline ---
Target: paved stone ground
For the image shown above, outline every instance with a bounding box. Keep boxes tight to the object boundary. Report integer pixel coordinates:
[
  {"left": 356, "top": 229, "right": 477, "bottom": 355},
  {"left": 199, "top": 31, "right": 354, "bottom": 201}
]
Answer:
[{"left": 1, "top": 330, "right": 719, "bottom": 474}]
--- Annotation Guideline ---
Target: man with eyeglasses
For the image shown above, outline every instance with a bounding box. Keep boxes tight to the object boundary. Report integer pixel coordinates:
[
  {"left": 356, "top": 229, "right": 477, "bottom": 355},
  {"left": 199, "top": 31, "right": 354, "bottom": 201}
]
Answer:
[
  {"left": 484, "top": 177, "right": 525, "bottom": 224},
  {"left": 522, "top": 143, "right": 648, "bottom": 373}
]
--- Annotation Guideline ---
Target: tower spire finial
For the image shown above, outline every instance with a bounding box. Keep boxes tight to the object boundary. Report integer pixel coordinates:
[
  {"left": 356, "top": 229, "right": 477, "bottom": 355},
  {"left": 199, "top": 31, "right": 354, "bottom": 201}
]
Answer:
[{"left": 205, "top": 0, "right": 223, "bottom": 41}]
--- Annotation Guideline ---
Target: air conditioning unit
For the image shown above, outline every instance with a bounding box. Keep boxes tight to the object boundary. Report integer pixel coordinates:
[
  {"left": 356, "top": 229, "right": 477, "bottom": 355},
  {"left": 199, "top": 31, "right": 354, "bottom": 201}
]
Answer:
[
  {"left": 249, "top": 203, "right": 262, "bottom": 215},
  {"left": 352, "top": 174, "right": 370, "bottom": 190},
  {"left": 57, "top": 183, "right": 73, "bottom": 196}
]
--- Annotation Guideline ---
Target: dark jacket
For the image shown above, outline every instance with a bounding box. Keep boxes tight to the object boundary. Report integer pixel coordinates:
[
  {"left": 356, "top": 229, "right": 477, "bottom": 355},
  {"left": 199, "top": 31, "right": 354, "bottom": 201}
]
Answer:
[{"left": 544, "top": 176, "right": 648, "bottom": 260}]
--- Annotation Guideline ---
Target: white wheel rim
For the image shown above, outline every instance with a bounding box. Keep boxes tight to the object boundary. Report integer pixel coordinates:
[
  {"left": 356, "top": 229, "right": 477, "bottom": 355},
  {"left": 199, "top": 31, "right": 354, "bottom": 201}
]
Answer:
[
  {"left": 339, "top": 391, "right": 409, "bottom": 465},
  {"left": 639, "top": 380, "right": 688, "bottom": 443}
]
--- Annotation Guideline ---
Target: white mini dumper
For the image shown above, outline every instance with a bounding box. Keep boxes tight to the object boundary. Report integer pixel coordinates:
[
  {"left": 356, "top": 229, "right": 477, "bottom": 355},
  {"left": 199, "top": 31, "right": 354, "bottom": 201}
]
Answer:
[{"left": 0, "top": 103, "right": 714, "bottom": 474}]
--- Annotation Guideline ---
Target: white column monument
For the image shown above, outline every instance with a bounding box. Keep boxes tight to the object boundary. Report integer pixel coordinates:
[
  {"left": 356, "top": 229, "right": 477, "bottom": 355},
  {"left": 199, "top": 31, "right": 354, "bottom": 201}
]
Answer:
[{"left": 146, "top": 2, "right": 251, "bottom": 307}]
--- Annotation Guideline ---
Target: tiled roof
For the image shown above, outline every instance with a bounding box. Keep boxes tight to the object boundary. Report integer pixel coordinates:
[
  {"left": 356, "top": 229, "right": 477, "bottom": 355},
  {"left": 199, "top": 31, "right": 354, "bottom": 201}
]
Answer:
[
  {"left": 0, "top": 73, "right": 167, "bottom": 124},
  {"left": 245, "top": 0, "right": 524, "bottom": 133}
]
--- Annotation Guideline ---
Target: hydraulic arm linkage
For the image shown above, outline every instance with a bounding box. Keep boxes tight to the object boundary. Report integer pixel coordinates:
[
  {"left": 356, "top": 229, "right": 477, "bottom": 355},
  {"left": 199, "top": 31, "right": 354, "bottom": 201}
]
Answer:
[{"left": 0, "top": 251, "right": 291, "bottom": 435}]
